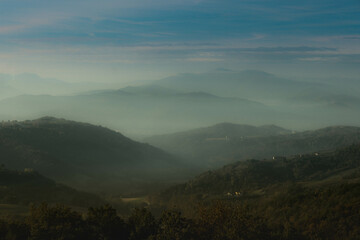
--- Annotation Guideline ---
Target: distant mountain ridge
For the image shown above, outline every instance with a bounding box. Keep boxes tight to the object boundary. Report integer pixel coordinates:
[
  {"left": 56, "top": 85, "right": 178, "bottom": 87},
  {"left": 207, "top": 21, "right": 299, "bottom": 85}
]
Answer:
[
  {"left": 146, "top": 123, "right": 291, "bottom": 145},
  {"left": 94, "top": 84, "right": 260, "bottom": 104},
  {"left": 0, "top": 84, "right": 280, "bottom": 136},
  {"left": 1, "top": 69, "right": 359, "bottom": 136},
  {"left": 154, "top": 70, "right": 327, "bottom": 100},
  {"left": 146, "top": 123, "right": 360, "bottom": 168},
  {"left": 120, "top": 85, "right": 180, "bottom": 96}
]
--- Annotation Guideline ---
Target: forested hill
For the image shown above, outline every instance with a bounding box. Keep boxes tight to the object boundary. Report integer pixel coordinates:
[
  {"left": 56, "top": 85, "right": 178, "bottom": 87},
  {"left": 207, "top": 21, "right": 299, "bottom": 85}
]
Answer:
[
  {"left": 0, "top": 117, "right": 188, "bottom": 194},
  {"left": 146, "top": 124, "right": 360, "bottom": 168},
  {"left": 150, "top": 144, "right": 360, "bottom": 239},
  {"left": 0, "top": 117, "right": 174, "bottom": 168},
  {"left": 0, "top": 167, "right": 104, "bottom": 207},
  {"left": 158, "top": 143, "right": 360, "bottom": 198},
  {"left": 147, "top": 122, "right": 291, "bottom": 142}
]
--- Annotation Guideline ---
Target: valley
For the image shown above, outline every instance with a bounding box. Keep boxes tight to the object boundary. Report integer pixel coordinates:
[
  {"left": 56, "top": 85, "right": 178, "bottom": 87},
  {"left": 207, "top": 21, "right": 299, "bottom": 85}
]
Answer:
[
  {"left": 1, "top": 1, "right": 359, "bottom": 238},
  {"left": 1, "top": 117, "right": 360, "bottom": 239}
]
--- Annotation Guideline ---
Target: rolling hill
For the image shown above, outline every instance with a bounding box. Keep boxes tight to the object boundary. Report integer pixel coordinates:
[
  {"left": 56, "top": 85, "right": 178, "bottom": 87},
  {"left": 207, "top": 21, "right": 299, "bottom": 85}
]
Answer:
[
  {"left": 0, "top": 117, "right": 190, "bottom": 195},
  {"left": 146, "top": 124, "right": 360, "bottom": 168},
  {"left": 151, "top": 144, "right": 360, "bottom": 239},
  {"left": 0, "top": 85, "right": 284, "bottom": 136},
  {"left": 0, "top": 167, "right": 104, "bottom": 207},
  {"left": 156, "top": 143, "right": 360, "bottom": 201},
  {"left": 152, "top": 70, "right": 360, "bottom": 130}
]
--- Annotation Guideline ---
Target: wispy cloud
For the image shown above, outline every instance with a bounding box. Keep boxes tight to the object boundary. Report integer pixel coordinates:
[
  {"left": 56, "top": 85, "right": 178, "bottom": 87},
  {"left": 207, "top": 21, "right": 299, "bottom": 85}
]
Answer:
[
  {"left": 313, "top": 35, "right": 360, "bottom": 42},
  {"left": 239, "top": 46, "right": 337, "bottom": 53},
  {"left": 186, "top": 57, "right": 224, "bottom": 62},
  {"left": 298, "top": 57, "right": 339, "bottom": 62},
  {"left": 0, "top": 25, "right": 25, "bottom": 34},
  {"left": 0, "top": 0, "right": 359, "bottom": 82}
]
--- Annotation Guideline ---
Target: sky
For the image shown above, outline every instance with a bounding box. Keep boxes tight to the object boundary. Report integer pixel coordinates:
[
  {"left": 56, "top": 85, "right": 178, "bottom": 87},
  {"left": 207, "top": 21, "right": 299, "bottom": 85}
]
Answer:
[{"left": 0, "top": 0, "right": 359, "bottom": 83}]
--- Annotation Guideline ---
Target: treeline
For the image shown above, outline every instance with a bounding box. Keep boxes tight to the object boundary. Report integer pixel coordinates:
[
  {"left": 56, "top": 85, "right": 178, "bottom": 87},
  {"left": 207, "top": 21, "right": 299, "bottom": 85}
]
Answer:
[
  {"left": 158, "top": 144, "right": 360, "bottom": 199},
  {"left": 0, "top": 167, "right": 104, "bottom": 207},
  {"left": 148, "top": 182, "right": 360, "bottom": 240},
  {"left": 251, "top": 182, "right": 360, "bottom": 240},
  {"left": 1, "top": 182, "right": 360, "bottom": 240},
  {"left": 0, "top": 202, "right": 279, "bottom": 240}
]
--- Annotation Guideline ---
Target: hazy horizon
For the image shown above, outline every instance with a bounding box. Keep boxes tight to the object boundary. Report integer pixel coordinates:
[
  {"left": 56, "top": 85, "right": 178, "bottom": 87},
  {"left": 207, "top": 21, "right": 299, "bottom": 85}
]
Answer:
[{"left": 1, "top": 0, "right": 360, "bottom": 136}]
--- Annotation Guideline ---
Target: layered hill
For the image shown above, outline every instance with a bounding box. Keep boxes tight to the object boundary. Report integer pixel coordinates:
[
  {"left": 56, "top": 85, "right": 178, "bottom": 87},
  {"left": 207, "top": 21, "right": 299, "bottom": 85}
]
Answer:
[
  {"left": 154, "top": 70, "right": 352, "bottom": 101},
  {"left": 0, "top": 167, "right": 104, "bottom": 207},
  {"left": 154, "top": 70, "right": 360, "bottom": 129},
  {"left": 147, "top": 143, "right": 360, "bottom": 239},
  {"left": 0, "top": 84, "right": 290, "bottom": 136},
  {"left": 146, "top": 124, "right": 360, "bottom": 168},
  {"left": 0, "top": 117, "right": 188, "bottom": 194},
  {"left": 155, "top": 70, "right": 360, "bottom": 106},
  {"left": 157, "top": 143, "right": 360, "bottom": 201},
  {"left": 1, "top": 70, "right": 360, "bottom": 136}
]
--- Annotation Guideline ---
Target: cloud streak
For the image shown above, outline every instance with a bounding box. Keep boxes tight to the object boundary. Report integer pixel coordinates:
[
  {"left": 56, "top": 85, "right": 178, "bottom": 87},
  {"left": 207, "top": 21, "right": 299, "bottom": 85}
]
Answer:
[{"left": 0, "top": 0, "right": 359, "bottom": 83}]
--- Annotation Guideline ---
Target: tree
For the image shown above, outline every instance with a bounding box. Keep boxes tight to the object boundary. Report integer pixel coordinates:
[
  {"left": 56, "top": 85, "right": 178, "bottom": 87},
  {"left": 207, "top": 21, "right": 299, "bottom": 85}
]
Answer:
[
  {"left": 128, "top": 208, "right": 157, "bottom": 240},
  {"left": 196, "top": 202, "right": 272, "bottom": 240},
  {"left": 87, "top": 204, "right": 128, "bottom": 240},
  {"left": 155, "top": 210, "right": 196, "bottom": 240},
  {"left": 0, "top": 219, "right": 29, "bottom": 240},
  {"left": 26, "top": 203, "right": 89, "bottom": 240}
]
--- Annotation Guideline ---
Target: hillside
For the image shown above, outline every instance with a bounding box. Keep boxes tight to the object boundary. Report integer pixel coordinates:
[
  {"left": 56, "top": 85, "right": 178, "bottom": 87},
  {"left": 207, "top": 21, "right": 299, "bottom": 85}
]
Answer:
[
  {"left": 0, "top": 117, "right": 189, "bottom": 195},
  {"left": 149, "top": 144, "right": 360, "bottom": 239},
  {"left": 155, "top": 143, "right": 360, "bottom": 204},
  {"left": 0, "top": 167, "right": 104, "bottom": 207},
  {"left": 146, "top": 124, "right": 360, "bottom": 168},
  {"left": 146, "top": 122, "right": 290, "bottom": 143}
]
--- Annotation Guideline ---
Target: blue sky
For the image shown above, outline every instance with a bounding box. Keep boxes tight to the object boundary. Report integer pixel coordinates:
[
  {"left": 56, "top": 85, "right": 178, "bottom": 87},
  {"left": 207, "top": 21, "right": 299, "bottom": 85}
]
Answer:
[{"left": 0, "top": 0, "right": 359, "bottom": 83}]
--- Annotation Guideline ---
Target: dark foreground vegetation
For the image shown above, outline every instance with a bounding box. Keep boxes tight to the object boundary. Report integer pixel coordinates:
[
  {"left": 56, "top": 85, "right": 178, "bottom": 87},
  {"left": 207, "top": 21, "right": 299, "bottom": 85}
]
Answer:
[
  {"left": 0, "top": 167, "right": 104, "bottom": 208},
  {"left": 0, "top": 146, "right": 360, "bottom": 239},
  {"left": 1, "top": 179, "right": 360, "bottom": 240}
]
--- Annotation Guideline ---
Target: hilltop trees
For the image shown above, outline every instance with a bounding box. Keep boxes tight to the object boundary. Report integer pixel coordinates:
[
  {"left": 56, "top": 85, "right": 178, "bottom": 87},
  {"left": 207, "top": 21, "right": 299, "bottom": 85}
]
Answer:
[
  {"left": 155, "top": 210, "right": 195, "bottom": 240},
  {"left": 87, "top": 204, "right": 128, "bottom": 240},
  {"left": 128, "top": 208, "right": 157, "bottom": 240},
  {"left": 27, "top": 203, "right": 89, "bottom": 240},
  {"left": 196, "top": 202, "right": 273, "bottom": 240},
  {"left": 0, "top": 194, "right": 360, "bottom": 240}
]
